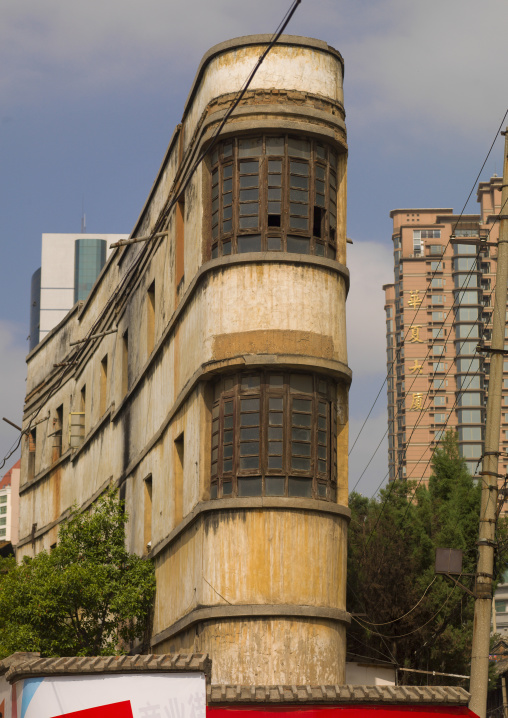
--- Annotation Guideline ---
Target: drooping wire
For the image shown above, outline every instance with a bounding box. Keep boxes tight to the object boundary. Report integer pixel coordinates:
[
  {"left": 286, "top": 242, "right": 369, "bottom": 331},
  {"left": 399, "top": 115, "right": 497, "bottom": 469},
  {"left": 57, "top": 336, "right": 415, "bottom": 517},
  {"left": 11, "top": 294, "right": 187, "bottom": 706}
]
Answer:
[
  {"left": 351, "top": 576, "right": 459, "bottom": 640},
  {"left": 357, "top": 576, "right": 437, "bottom": 627}
]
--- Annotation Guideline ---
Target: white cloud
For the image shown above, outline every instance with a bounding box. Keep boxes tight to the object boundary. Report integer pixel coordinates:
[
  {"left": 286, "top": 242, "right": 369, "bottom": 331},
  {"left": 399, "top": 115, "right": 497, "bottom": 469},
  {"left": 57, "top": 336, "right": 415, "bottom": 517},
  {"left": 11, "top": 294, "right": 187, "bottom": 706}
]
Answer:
[
  {"left": 346, "top": 239, "right": 393, "bottom": 378},
  {"left": 2, "top": 0, "right": 507, "bottom": 144},
  {"left": 0, "top": 321, "right": 26, "bottom": 473},
  {"left": 339, "top": 0, "right": 508, "bottom": 139}
]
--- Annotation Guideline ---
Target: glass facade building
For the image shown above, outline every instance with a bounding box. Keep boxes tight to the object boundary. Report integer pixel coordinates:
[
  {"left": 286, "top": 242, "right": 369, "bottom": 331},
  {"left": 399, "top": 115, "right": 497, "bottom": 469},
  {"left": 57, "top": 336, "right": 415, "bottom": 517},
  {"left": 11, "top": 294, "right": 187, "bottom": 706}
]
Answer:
[{"left": 74, "top": 238, "right": 107, "bottom": 303}]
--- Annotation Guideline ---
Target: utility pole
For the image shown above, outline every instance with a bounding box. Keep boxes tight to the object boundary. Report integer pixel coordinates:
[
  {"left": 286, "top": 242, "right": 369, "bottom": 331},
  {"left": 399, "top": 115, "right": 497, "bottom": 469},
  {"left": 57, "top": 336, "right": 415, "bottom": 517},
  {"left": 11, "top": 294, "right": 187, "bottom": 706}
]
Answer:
[{"left": 469, "top": 128, "right": 508, "bottom": 718}]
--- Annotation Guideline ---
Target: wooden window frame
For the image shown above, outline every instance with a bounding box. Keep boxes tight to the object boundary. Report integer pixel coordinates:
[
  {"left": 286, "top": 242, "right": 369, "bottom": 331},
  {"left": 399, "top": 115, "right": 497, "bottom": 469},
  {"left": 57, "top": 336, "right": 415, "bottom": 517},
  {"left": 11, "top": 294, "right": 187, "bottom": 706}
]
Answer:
[
  {"left": 210, "top": 371, "right": 337, "bottom": 501},
  {"left": 209, "top": 135, "right": 340, "bottom": 261}
]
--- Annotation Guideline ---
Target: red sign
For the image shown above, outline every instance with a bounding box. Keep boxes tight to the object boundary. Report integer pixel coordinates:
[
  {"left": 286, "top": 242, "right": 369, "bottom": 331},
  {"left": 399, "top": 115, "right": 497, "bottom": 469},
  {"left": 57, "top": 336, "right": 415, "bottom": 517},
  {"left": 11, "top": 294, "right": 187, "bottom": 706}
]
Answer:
[
  {"left": 208, "top": 706, "right": 477, "bottom": 718},
  {"left": 52, "top": 701, "right": 133, "bottom": 718}
]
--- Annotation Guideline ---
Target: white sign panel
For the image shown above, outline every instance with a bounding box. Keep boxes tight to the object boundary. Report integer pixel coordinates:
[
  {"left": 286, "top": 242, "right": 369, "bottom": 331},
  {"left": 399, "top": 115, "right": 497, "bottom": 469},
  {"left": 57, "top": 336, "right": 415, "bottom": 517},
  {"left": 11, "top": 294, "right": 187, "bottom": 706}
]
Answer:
[{"left": 13, "top": 672, "right": 206, "bottom": 718}]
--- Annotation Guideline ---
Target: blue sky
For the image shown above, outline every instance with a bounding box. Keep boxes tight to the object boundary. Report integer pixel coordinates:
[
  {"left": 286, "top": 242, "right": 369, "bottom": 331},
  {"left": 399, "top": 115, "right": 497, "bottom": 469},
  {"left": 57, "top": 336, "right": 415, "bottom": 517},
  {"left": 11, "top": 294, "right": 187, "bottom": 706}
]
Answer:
[{"left": 1, "top": 0, "right": 508, "bottom": 494}]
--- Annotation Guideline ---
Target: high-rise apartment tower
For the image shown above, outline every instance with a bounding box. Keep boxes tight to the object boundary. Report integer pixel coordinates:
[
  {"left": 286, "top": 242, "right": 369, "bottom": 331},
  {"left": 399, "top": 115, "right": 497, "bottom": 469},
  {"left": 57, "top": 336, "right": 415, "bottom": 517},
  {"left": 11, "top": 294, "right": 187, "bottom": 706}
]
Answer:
[{"left": 384, "top": 176, "right": 503, "bottom": 484}]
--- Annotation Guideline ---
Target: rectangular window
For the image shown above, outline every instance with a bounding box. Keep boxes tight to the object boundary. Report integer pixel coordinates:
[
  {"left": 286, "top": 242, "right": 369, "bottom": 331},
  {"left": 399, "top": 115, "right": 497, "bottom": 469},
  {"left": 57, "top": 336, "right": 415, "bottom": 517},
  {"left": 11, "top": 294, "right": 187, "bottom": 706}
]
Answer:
[
  {"left": 456, "top": 307, "right": 479, "bottom": 322},
  {"left": 434, "top": 413, "right": 446, "bottom": 423},
  {"left": 431, "top": 278, "right": 443, "bottom": 288},
  {"left": 416, "top": 230, "right": 441, "bottom": 239},
  {"left": 430, "top": 260, "right": 444, "bottom": 271},
  {"left": 176, "top": 196, "right": 185, "bottom": 286},
  {"left": 100, "top": 355, "right": 108, "bottom": 416},
  {"left": 458, "top": 393, "right": 481, "bottom": 407},
  {"left": 0, "top": 496, "right": 6, "bottom": 504},
  {"left": 456, "top": 340, "right": 477, "bottom": 355},
  {"left": 147, "top": 281, "right": 155, "bottom": 355},
  {"left": 433, "top": 345, "right": 445, "bottom": 355},
  {"left": 455, "top": 324, "right": 479, "bottom": 339},
  {"left": 458, "top": 427, "right": 482, "bottom": 442},
  {"left": 52, "top": 404, "right": 63, "bottom": 460},
  {"left": 429, "top": 244, "right": 444, "bottom": 254},
  {"left": 455, "top": 290, "right": 479, "bottom": 305},
  {"left": 455, "top": 273, "right": 478, "bottom": 289},
  {"left": 144, "top": 475, "right": 152, "bottom": 553},
  {"left": 174, "top": 434, "right": 184, "bottom": 524},
  {"left": 80, "top": 385, "right": 87, "bottom": 436},
  {"left": 432, "top": 327, "right": 446, "bottom": 339},
  {"left": 453, "top": 257, "right": 477, "bottom": 271},
  {"left": 0, "top": 507, "right": 6, "bottom": 515},
  {"left": 432, "top": 312, "right": 444, "bottom": 321},
  {"left": 28, "top": 428, "right": 36, "bottom": 481},
  {"left": 122, "top": 330, "right": 129, "bottom": 397},
  {"left": 453, "top": 242, "right": 477, "bottom": 254},
  {"left": 458, "top": 409, "right": 482, "bottom": 424},
  {"left": 457, "top": 358, "right": 480, "bottom": 373},
  {"left": 434, "top": 396, "right": 446, "bottom": 406},
  {"left": 431, "top": 295, "right": 444, "bottom": 304},
  {"left": 457, "top": 375, "right": 481, "bottom": 389}
]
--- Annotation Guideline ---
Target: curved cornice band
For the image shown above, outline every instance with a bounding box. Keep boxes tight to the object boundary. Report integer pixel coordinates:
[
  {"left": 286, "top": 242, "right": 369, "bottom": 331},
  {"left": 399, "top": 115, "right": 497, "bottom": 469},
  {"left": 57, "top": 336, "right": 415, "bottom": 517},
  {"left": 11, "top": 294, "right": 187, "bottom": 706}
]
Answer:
[{"left": 151, "top": 603, "right": 351, "bottom": 648}]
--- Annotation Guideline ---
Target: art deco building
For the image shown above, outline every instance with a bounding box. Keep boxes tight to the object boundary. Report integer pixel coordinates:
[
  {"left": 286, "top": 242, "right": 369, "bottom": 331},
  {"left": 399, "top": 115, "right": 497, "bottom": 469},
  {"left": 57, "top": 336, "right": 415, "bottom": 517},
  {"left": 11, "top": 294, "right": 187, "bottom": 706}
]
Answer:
[
  {"left": 18, "top": 36, "right": 351, "bottom": 685},
  {"left": 384, "top": 176, "right": 503, "bottom": 485}
]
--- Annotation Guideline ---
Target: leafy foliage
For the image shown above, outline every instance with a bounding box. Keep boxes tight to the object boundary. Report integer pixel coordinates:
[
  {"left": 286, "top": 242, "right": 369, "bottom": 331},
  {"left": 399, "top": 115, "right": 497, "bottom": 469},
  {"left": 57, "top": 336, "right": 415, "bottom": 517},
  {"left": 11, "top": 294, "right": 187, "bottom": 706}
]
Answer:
[
  {"left": 348, "top": 431, "right": 508, "bottom": 683},
  {"left": 0, "top": 490, "right": 155, "bottom": 658}
]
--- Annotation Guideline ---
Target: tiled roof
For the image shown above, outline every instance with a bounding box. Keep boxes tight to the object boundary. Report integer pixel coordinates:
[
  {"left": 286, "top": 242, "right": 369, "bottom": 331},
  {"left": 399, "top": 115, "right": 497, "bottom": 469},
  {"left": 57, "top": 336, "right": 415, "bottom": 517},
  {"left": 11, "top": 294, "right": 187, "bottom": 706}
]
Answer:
[
  {"left": 4, "top": 653, "right": 211, "bottom": 683},
  {"left": 1, "top": 652, "right": 470, "bottom": 707},
  {"left": 0, "top": 459, "right": 20, "bottom": 490},
  {"left": 206, "top": 685, "right": 470, "bottom": 705}
]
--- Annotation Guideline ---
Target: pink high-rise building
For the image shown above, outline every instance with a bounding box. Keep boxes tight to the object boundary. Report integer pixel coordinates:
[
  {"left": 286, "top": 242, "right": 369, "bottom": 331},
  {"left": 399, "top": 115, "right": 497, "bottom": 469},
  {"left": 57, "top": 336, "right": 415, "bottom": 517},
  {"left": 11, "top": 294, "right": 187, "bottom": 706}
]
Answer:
[{"left": 384, "top": 176, "right": 502, "bottom": 485}]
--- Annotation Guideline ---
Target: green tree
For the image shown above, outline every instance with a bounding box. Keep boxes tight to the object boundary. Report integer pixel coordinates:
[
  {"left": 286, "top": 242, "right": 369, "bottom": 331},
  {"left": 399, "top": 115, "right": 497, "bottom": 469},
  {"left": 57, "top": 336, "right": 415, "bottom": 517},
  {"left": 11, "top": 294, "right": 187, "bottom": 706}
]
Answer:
[
  {"left": 348, "top": 431, "right": 508, "bottom": 683},
  {"left": 0, "top": 489, "right": 155, "bottom": 658}
]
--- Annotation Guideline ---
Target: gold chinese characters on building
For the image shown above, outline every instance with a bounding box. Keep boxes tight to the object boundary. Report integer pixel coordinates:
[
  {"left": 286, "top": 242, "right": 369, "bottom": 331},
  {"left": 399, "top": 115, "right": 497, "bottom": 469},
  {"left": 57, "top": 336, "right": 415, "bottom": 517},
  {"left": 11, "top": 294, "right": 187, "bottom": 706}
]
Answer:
[{"left": 408, "top": 290, "right": 423, "bottom": 309}]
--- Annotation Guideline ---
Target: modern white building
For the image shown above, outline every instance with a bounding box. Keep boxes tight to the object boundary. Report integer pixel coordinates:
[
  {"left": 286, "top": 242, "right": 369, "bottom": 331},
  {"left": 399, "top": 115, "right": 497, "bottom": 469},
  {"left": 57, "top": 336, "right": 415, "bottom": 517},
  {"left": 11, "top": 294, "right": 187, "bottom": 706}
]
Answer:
[
  {"left": 0, "top": 459, "right": 20, "bottom": 547},
  {"left": 29, "top": 233, "right": 127, "bottom": 350}
]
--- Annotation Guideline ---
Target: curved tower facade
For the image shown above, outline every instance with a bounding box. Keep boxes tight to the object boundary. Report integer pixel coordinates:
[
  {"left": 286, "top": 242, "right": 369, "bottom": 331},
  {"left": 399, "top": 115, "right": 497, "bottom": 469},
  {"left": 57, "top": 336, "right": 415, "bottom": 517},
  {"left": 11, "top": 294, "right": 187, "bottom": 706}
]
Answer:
[{"left": 19, "top": 35, "right": 350, "bottom": 686}]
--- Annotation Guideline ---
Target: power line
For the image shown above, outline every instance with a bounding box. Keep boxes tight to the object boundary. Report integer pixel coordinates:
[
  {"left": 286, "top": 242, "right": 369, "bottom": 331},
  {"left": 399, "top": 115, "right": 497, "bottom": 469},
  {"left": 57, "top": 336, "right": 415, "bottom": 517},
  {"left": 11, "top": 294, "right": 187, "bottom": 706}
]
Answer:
[
  {"left": 351, "top": 576, "right": 459, "bottom": 640},
  {"left": 357, "top": 576, "right": 437, "bottom": 627}
]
